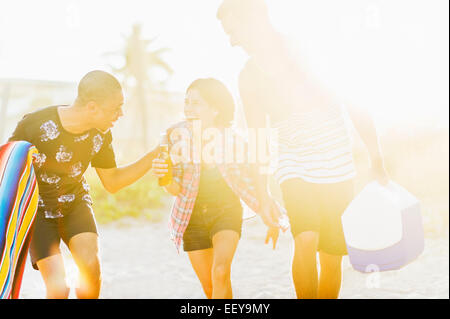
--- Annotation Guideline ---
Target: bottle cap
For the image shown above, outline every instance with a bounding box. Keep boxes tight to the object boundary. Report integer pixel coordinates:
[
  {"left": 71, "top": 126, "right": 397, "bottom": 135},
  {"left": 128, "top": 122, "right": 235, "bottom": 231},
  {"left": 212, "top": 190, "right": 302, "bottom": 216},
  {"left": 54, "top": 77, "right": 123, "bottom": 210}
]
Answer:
[{"left": 160, "top": 132, "right": 168, "bottom": 145}]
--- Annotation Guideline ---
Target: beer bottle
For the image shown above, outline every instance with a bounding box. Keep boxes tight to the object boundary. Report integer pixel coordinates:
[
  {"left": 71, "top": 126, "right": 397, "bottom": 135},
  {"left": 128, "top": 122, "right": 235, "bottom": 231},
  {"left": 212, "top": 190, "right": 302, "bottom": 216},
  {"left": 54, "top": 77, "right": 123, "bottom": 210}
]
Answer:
[{"left": 158, "top": 132, "right": 173, "bottom": 186}]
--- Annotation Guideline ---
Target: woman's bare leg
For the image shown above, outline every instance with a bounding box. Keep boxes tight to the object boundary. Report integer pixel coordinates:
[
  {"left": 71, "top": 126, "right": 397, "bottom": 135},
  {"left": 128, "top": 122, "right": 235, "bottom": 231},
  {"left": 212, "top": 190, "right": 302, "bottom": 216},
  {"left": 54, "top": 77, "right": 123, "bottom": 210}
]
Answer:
[
  {"left": 211, "top": 230, "right": 240, "bottom": 299},
  {"left": 187, "top": 248, "right": 214, "bottom": 298}
]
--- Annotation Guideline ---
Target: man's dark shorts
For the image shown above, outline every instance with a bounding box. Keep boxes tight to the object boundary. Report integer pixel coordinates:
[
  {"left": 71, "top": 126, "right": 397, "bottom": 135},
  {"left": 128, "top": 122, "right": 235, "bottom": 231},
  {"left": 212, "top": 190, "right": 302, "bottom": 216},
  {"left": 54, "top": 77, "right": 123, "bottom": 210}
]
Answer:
[
  {"left": 29, "top": 201, "right": 98, "bottom": 270},
  {"left": 281, "top": 178, "right": 354, "bottom": 256}
]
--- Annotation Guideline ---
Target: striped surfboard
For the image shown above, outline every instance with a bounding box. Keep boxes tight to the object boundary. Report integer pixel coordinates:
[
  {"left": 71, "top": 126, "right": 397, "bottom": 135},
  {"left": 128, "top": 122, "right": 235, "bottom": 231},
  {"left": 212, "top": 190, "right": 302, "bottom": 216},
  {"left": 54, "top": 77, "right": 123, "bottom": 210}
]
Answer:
[{"left": 0, "top": 141, "right": 39, "bottom": 299}]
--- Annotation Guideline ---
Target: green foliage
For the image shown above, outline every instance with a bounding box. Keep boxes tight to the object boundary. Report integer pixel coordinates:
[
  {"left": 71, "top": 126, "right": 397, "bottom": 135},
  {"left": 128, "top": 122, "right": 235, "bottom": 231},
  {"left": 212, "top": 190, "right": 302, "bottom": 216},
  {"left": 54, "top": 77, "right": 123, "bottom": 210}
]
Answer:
[{"left": 87, "top": 172, "right": 169, "bottom": 224}]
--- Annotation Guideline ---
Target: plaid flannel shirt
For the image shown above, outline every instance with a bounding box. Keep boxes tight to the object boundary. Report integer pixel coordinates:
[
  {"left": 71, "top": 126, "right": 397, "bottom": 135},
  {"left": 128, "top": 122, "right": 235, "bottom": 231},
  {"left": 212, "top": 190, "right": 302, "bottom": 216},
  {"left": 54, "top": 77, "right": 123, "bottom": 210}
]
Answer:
[{"left": 166, "top": 121, "right": 261, "bottom": 251}]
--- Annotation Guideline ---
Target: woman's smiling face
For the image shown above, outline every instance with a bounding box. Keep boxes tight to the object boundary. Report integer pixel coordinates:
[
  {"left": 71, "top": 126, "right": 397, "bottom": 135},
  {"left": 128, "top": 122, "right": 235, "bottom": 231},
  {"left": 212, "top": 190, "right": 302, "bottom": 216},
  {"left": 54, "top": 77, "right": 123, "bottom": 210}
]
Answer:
[{"left": 184, "top": 89, "right": 217, "bottom": 125}]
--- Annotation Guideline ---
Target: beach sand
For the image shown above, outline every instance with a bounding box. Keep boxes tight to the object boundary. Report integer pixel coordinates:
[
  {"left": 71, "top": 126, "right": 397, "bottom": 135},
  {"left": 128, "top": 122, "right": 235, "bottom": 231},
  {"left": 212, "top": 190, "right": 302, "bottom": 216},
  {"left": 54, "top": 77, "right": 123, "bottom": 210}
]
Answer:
[{"left": 18, "top": 208, "right": 449, "bottom": 299}]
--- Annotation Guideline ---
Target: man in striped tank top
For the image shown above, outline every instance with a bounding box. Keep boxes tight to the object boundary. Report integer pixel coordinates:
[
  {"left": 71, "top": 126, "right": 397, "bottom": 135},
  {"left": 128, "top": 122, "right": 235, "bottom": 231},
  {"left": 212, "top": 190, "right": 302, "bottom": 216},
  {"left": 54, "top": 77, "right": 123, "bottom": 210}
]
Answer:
[{"left": 218, "top": 0, "right": 389, "bottom": 299}]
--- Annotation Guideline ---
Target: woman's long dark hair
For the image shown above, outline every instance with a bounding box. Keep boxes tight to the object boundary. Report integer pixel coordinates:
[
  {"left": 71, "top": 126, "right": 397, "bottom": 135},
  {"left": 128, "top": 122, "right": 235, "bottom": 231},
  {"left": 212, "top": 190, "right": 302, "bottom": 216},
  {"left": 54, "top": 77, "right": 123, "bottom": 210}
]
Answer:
[{"left": 186, "top": 78, "right": 235, "bottom": 128}]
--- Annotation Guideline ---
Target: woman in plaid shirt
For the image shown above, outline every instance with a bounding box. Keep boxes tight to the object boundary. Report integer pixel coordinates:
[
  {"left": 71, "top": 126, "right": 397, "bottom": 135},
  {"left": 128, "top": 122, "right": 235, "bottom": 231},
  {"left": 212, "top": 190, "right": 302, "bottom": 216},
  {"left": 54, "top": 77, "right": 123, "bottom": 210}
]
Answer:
[{"left": 152, "top": 78, "right": 282, "bottom": 299}]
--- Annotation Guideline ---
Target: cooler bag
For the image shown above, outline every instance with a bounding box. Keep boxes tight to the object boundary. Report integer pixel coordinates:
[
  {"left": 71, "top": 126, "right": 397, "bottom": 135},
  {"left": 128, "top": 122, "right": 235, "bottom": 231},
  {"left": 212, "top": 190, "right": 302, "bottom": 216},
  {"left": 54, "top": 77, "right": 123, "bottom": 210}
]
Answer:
[{"left": 341, "top": 181, "right": 424, "bottom": 273}]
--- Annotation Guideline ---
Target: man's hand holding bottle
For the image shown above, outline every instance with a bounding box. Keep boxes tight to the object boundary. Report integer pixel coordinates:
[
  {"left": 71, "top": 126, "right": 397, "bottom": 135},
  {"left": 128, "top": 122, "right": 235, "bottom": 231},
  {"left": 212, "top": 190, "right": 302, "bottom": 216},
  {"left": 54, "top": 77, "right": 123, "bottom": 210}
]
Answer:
[{"left": 151, "top": 132, "right": 173, "bottom": 186}]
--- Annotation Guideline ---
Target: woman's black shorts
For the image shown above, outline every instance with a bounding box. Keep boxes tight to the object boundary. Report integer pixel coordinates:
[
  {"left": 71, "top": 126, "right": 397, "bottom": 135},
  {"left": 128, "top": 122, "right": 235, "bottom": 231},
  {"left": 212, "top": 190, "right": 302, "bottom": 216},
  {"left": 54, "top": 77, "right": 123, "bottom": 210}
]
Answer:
[{"left": 183, "top": 202, "right": 243, "bottom": 252}]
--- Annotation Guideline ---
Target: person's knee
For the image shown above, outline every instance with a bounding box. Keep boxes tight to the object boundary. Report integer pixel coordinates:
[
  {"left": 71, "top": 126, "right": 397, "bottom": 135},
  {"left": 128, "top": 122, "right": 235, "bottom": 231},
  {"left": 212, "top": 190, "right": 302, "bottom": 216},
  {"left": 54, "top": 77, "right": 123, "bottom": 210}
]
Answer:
[
  {"left": 212, "top": 262, "right": 231, "bottom": 283},
  {"left": 83, "top": 259, "right": 102, "bottom": 285},
  {"left": 76, "top": 257, "right": 102, "bottom": 299},
  {"left": 69, "top": 233, "right": 100, "bottom": 277},
  {"left": 46, "top": 280, "right": 70, "bottom": 299},
  {"left": 320, "top": 253, "right": 342, "bottom": 274},
  {"left": 77, "top": 249, "right": 101, "bottom": 278},
  {"left": 295, "top": 231, "right": 319, "bottom": 253},
  {"left": 36, "top": 255, "right": 69, "bottom": 299}
]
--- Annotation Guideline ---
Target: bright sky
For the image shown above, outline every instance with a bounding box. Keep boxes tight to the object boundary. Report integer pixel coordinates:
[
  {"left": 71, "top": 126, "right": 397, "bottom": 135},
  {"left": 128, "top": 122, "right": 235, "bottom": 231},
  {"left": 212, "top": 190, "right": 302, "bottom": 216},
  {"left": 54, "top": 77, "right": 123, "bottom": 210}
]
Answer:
[{"left": 0, "top": 0, "right": 448, "bottom": 129}]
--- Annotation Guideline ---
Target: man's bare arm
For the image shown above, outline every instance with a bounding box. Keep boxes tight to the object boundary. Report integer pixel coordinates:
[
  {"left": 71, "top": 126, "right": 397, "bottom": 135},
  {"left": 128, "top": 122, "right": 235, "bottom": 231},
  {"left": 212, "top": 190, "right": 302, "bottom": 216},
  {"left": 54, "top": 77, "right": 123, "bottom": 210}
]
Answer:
[
  {"left": 346, "top": 104, "right": 389, "bottom": 184},
  {"left": 95, "top": 147, "right": 160, "bottom": 193}
]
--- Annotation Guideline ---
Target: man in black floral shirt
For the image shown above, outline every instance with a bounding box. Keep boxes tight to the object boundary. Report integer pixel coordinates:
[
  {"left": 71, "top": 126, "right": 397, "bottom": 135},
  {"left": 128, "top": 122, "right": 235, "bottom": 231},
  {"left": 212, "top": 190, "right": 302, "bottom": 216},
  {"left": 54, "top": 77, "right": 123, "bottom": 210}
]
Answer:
[{"left": 9, "top": 70, "right": 160, "bottom": 299}]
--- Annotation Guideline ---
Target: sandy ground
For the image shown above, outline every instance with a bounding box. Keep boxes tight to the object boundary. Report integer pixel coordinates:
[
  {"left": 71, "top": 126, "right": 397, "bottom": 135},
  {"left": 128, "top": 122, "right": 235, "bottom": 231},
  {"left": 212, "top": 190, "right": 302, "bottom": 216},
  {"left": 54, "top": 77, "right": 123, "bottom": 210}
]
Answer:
[{"left": 19, "top": 208, "right": 449, "bottom": 299}]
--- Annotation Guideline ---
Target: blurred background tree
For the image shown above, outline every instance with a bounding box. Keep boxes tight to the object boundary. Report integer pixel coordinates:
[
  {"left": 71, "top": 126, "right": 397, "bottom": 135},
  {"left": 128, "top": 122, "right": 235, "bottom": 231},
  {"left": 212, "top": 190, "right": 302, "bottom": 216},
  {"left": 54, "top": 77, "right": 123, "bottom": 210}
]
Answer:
[
  {"left": 0, "top": 84, "right": 11, "bottom": 142},
  {"left": 105, "top": 23, "right": 175, "bottom": 150}
]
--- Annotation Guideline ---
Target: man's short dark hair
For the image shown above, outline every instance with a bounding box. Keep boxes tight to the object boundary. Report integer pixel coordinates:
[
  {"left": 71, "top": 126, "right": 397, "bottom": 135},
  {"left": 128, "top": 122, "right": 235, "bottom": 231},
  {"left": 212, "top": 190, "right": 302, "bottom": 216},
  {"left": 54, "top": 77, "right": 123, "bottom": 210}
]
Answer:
[{"left": 76, "top": 70, "right": 122, "bottom": 105}]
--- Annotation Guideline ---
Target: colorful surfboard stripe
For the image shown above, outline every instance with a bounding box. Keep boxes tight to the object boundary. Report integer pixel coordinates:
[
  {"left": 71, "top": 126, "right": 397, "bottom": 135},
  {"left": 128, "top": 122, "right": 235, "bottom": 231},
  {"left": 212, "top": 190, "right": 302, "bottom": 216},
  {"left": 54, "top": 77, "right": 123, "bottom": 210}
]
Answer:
[{"left": 0, "top": 141, "right": 39, "bottom": 299}]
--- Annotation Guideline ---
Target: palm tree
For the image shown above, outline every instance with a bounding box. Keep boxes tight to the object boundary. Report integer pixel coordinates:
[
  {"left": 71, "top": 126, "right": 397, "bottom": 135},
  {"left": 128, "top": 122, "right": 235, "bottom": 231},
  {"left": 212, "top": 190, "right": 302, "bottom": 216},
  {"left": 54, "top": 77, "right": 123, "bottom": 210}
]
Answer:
[{"left": 105, "top": 24, "right": 173, "bottom": 150}]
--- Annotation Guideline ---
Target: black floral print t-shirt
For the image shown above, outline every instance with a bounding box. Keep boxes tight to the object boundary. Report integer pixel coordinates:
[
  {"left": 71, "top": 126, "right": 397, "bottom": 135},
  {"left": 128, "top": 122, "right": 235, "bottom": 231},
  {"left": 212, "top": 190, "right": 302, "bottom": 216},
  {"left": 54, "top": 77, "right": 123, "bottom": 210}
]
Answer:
[{"left": 9, "top": 105, "right": 117, "bottom": 218}]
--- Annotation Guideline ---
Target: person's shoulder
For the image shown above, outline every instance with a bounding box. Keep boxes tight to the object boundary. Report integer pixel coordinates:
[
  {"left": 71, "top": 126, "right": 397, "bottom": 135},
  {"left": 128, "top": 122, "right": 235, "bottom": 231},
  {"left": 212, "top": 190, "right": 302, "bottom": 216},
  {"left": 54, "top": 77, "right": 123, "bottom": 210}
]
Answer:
[
  {"left": 239, "top": 58, "right": 260, "bottom": 86},
  {"left": 280, "top": 37, "right": 303, "bottom": 69},
  {"left": 9, "top": 105, "right": 58, "bottom": 142},
  {"left": 95, "top": 129, "right": 113, "bottom": 144},
  {"left": 30, "top": 105, "right": 59, "bottom": 116},
  {"left": 241, "top": 58, "right": 257, "bottom": 75},
  {"left": 167, "top": 120, "right": 189, "bottom": 132},
  {"left": 101, "top": 129, "right": 113, "bottom": 138},
  {"left": 166, "top": 121, "right": 191, "bottom": 143},
  {"left": 242, "top": 58, "right": 253, "bottom": 70},
  {"left": 19, "top": 106, "right": 58, "bottom": 129},
  {"left": 22, "top": 105, "right": 59, "bottom": 123}
]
